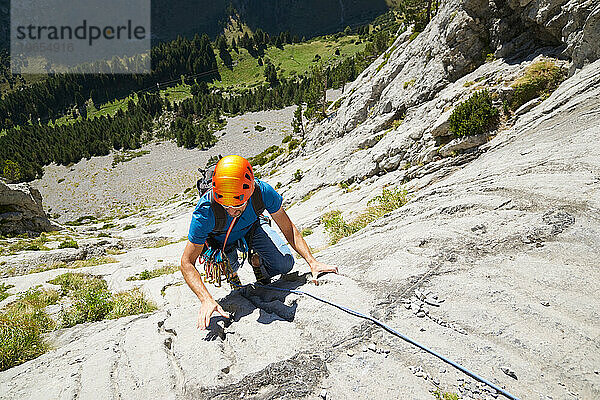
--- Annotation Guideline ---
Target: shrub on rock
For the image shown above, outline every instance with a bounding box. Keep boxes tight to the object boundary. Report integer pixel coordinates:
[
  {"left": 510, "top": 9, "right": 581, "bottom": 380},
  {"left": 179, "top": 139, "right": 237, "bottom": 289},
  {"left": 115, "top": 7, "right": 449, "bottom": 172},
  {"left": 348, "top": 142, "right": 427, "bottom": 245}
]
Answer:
[
  {"left": 58, "top": 238, "right": 79, "bottom": 249},
  {"left": 448, "top": 90, "right": 499, "bottom": 137}
]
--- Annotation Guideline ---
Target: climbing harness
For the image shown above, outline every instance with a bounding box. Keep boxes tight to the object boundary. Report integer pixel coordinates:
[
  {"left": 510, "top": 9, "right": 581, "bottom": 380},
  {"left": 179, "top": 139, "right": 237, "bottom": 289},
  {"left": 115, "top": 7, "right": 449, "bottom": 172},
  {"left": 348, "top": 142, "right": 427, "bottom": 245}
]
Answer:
[{"left": 251, "top": 283, "right": 521, "bottom": 400}]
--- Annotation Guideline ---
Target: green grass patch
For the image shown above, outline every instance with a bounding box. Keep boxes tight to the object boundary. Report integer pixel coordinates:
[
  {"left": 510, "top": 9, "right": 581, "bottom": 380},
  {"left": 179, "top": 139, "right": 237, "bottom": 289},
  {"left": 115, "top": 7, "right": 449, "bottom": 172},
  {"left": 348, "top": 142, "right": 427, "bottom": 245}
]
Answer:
[
  {"left": 58, "top": 238, "right": 78, "bottom": 249},
  {"left": 248, "top": 145, "right": 283, "bottom": 167},
  {"left": 30, "top": 256, "right": 118, "bottom": 274},
  {"left": 161, "top": 83, "right": 192, "bottom": 104},
  {"left": 254, "top": 124, "right": 266, "bottom": 132},
  {"left": 448, "top": 90, "right": 499, "bottom": 137},
  {"left": 287, "top": 138, "right": 301, "bottom": 151},
  {"left": 213, "top": 36, "right": 366, "bottom": 89},
  {"left": 300, "top": 228, "right": 313, "bottom": 237},
  {"left": 0, "top": 234, "right": 50, "bottom": 256},
  {"left": 432, "top": 390, "right": 460, "bottom": 400},
  {"left": 48, "top": 273, "right": 156, "bottom": 328},
  {"left": 403, "top": 79, "right": 416, "bottom": 89},
  {"left": 0, "top": 287, "right": 59, "bottom": 371},
  {"left": 322, "top": 187, "right": 410, "bottom": 244},
  {"left": 293, "top": 169, "right": 304, "bottom": 182},
  {"left": 301, "top": 189, "right": 318, "bottom": 203},
  {"left": 122, "top": 224, "right": 136, "bottom": 231},
  {"left": 126, "top": 265, "right": 179, "bottom": 281},
  {"left": 331, "top": 97, "right": 344, "bottom": 110},
  {"left": 338, "top": 181, "right": 358, "bottom": 193},
  {"left": 145, "top": 237, "right": 185, "bottom": 248},
  {"left": 0, "top": 283, "right": 14, "bottom": 302},
  {"left": 511, "top": 60, "right": 565, "bottom": 110},
  {"left": 49, "top": 95, "right": 134, "bottom": 128},
  {"left": 108, "top": 288, "right": 157, "bottom": 319},
  {"left": 106, "top": 248, "right": 125, "bottom": 255}
]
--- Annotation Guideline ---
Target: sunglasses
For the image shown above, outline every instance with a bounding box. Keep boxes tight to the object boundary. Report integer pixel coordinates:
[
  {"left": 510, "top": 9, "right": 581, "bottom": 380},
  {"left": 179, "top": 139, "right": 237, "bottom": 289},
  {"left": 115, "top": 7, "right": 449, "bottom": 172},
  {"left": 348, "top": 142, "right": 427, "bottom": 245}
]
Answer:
[{"left": 223, "top": 201, "right": 247, "bottom": 210}]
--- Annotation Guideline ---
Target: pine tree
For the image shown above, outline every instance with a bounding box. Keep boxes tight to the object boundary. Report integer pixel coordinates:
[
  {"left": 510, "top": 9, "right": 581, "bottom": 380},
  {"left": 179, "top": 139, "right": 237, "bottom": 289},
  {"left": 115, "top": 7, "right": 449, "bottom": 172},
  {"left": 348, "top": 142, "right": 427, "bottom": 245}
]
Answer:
[
  {"left": 264, "top": 62, "right": 278, "bottom": 86},
  {"left": 292, "top": 104, "right": 305, "bottom": 138}
]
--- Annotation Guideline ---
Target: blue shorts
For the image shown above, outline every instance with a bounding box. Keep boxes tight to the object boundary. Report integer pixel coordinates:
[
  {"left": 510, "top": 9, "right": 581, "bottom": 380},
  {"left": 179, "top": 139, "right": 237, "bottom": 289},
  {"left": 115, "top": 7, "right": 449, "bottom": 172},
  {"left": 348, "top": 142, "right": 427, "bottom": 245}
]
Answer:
[{"left": 226, "top": 219, "right": 294, "bottom": 278}]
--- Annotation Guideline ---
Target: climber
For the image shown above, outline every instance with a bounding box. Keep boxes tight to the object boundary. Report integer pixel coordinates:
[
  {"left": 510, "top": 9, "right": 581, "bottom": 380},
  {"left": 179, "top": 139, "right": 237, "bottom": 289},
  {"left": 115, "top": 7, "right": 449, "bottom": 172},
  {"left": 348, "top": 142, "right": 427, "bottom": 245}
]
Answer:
[{"left": 180, "top": 154, "right": 338, "bottom": 330}]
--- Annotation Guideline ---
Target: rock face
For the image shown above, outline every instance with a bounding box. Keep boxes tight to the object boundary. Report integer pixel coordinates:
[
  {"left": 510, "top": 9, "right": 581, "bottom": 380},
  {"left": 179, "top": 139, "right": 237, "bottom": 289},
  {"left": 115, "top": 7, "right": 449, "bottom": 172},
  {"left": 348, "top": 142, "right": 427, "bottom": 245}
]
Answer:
[
  {"left": 0, "top": 180, "right": 57, "bottom": 235},
  {"left": 291, "top": 0, "right": 599, "bottom": 203},
  {"left": 1, "top": 1, "right": 599, "bottom": 400},
  {"left": 2, "top": 59, "right": 599, "bottom": 399}
]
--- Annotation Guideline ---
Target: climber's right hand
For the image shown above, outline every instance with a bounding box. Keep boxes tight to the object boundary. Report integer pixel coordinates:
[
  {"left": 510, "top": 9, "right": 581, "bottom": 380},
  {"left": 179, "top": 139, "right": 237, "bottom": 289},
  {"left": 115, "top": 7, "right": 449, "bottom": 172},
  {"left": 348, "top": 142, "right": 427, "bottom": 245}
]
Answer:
[{"left": 197, "top": 298, "right": 230, "bottom": 330}]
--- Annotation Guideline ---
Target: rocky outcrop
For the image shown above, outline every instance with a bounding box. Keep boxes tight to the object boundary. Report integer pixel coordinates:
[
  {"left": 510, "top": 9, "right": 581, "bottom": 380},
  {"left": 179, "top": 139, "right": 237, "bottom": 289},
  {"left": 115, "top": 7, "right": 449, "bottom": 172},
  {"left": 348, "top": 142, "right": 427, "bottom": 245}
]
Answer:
[{"left": 0, "top": 180, "right": 58, "bottom": 235}]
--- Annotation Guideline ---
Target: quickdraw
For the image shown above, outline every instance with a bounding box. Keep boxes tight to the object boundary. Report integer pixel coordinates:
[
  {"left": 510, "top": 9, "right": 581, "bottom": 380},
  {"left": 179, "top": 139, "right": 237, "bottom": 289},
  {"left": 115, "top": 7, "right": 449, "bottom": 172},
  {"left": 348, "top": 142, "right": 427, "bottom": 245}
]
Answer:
[
  {"left": 198, "top": 216, "right": 247, "bottom": 287},
  {"left": 199, "top": 246, "right": 236, "bottom": 287}
]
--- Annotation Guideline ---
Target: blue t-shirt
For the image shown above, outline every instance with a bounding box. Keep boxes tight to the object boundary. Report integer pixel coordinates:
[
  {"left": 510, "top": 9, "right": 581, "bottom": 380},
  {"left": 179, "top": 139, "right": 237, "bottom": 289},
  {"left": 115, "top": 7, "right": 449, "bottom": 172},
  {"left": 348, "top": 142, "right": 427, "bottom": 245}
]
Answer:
[{"left": 188, "top": 179, "right": 283, "bottom": 246}]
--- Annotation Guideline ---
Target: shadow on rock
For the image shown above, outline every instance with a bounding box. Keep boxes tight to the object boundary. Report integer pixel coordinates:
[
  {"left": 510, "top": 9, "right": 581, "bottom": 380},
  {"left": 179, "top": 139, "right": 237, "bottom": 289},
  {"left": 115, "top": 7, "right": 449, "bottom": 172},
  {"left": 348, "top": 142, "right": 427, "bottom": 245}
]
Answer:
[{"left": 203, "top": 272, "right": 308, "bottom": 341}]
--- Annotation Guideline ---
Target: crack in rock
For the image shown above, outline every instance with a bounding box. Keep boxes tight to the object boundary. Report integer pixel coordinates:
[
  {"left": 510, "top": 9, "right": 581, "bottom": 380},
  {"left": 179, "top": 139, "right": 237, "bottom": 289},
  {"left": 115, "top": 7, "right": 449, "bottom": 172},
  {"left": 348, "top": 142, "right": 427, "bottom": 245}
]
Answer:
[
  {"left": 157, "top": 310, "right": 186, "bottom": 396},
  {"left": 187, "top": 353, "right": 328, "bottom": 400},
  {"left": 542, "top": 210, "right": 575, "bottom": 235}
]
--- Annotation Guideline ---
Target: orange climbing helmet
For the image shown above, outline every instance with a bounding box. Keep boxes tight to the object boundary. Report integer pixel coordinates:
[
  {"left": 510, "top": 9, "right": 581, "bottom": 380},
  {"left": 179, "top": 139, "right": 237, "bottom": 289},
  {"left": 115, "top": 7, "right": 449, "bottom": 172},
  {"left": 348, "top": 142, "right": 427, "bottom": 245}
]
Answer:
[{"left": 212, "top": 155, "right": 255, "bottom": 207}]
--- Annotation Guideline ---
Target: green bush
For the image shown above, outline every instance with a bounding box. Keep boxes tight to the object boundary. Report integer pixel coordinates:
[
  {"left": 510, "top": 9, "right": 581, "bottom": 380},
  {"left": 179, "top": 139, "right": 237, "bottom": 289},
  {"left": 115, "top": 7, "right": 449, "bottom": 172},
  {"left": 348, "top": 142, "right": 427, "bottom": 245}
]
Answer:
[
  {"left": 322, "top": 187, "right": 410, "bottom": 244},
  {"left": 301, "top": 228, "right": 313, "bottom": 237},
  {"left": 293, "top": 169, "right": 303, "bottom": 182},
  {"left": 511, "top": 60, "right": 565, "bottom": 110},
  {"left": 321, "top": 211, "right": 361, "bottom": 245},
  {"left": 448, "top": 90, "right": 499, "bottom": 137},
  {"left": 254, "top": 124, "right": 266, "bottom": 132},
  {"left": 288, "top": 139, "right": 300, "bottom": 151},
  {"left": 122, "top": 224, "right": 136, "bottom": 230},
  {"left": 58, "top": 238, "right": 79, "bottom": 249},
  {"left": 0, "top": 274, "right": 156, "bottom": 370},
  {"left": 282, "top": 135, "right": 293, "bottom": 143}
]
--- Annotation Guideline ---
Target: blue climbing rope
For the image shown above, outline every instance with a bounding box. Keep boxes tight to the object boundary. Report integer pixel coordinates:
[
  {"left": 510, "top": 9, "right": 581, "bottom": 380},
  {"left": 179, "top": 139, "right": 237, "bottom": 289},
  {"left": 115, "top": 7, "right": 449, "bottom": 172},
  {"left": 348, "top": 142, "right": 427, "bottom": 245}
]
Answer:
[{"left": 252, "top": 283, "right": 521, "bottom": 400}]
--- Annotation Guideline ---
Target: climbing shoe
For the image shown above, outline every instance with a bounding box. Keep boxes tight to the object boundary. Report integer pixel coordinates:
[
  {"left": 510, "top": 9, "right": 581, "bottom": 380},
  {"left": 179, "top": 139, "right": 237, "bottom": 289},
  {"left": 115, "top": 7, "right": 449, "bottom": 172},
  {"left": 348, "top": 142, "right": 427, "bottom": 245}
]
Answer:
[
  {"left": 251, "top": 254, "right": 271, "bottom": 285},
  {"left": 228, "top": 274, "right": 243, "bottom": 290}
]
